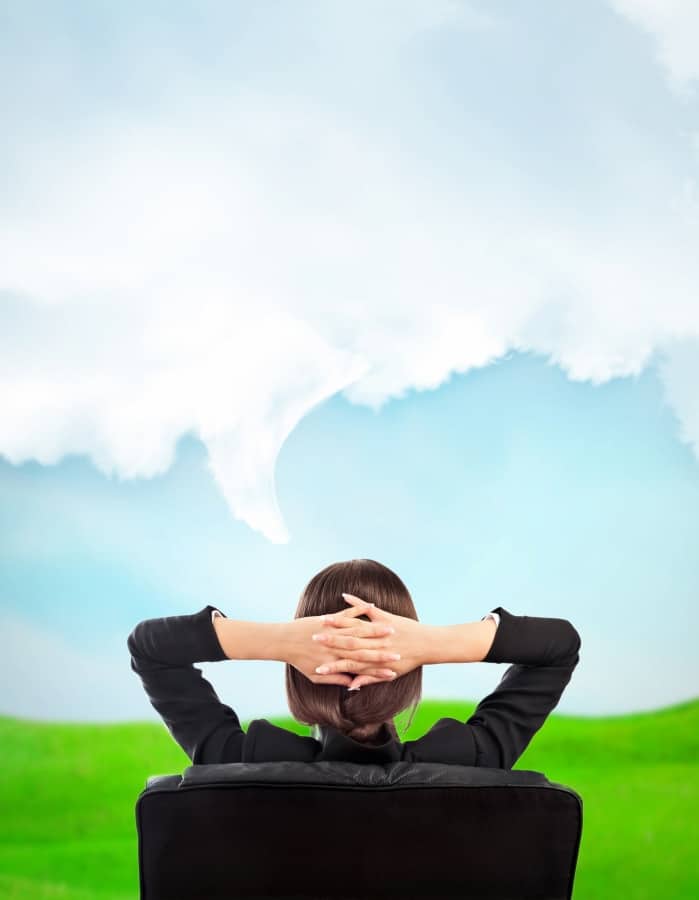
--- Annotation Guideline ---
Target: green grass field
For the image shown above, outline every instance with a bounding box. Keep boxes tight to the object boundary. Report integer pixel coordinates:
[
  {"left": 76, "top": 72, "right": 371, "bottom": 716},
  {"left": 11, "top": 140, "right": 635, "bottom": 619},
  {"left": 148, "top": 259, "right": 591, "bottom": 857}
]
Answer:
[{"left": 1, "top": 697, "right": 697, "bottom": 899}]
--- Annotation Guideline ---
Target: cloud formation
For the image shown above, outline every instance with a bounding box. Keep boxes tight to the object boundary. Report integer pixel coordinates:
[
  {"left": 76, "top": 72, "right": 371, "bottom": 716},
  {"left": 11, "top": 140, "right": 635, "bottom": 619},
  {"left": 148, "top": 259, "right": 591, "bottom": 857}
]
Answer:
[
  {"left": 611, "top": 0, "right": 699, "bottom": 95},
  {"left": 1, "top": 2, "right": 698, "bottom": 542}
]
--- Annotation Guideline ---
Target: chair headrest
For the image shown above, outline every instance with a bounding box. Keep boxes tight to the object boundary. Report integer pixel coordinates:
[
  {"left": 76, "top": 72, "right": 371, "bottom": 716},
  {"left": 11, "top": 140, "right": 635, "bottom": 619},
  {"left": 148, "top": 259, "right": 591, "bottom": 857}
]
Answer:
[{"left": 176, "top": 759, "right": 563, "bottom": 791}]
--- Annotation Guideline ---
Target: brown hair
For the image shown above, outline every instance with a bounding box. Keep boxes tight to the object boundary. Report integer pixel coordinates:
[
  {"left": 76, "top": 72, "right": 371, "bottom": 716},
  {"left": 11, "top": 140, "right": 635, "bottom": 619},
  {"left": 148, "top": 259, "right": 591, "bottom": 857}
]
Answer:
[{"left": 285, "top": 559, "right": 422, "bottom": 744}]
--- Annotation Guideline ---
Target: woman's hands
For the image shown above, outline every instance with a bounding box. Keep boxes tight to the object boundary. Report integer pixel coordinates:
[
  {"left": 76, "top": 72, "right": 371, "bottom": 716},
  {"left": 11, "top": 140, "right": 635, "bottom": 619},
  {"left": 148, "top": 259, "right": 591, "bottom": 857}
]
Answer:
[
  {"left": 307, "top": 593, "right": 432, "bottom": 690},
  {"left": 284, "top": 596, "right": 401, "bottom": 688}
]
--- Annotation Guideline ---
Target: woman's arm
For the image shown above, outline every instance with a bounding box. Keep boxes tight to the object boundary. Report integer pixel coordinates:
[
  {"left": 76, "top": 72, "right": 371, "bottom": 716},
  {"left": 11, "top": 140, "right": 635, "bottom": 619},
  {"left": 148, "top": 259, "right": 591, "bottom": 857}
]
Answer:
[
  {"left": 128, "top": 603, "right": 404, "bottom": 764},
  {"left": 311, "top": 597, "right": 503, "bottom": 687},
  {"left": 306, "top": 598, "right": 580, "bottom": 768},
  {"left": 212, "top": 614, "right": 288, "bottom": 661},
  {"left": 422, "top": 617, "right": 499, "bottom": 665},
  {"left": 213, "top": 608, "right": 401, "bottom": 685},
  {"left": 463, "top": 606, "right": 581, "bottom": 768},
  {"left": 127, "top": 605, "right": 246, "bottom": 764}
]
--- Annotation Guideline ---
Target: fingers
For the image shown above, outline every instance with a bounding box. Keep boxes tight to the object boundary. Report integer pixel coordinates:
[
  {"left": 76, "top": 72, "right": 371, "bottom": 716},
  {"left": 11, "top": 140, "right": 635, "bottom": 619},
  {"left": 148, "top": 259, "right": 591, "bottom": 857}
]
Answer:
[
  {"left": 341, "top": 592, "right": 368, "bottom": 607},
  {"left": 313, "top": 673, "right": 354, "bottom": 687},
  {"left": 312, "top": 670, "right": 395, "bottom": 688},
  {"left": 340, "top": 593, "right": 387, "bottom": 621},
  {"left": 347, "top": 674, "right": 395, "bottom": 690},
  {"left": 315, "top": 658, "right": 398, "bottom": 677},
  {"left": 313, "top": 629, "right": 394, "bottom": 649},
  {"left": 315, "top": 643, "right": 400, "bottom": 663},
  {"left": 319, "top": 622, "right": 393, "bottom": 638},
  {"left": 320, "top": 608, "right": 364, "bottom": 628},
  {"left": 329, "top": 603, "right": 373, "bottom": 624},
  {"left": 350, "top": 647, "right": 401, "bottom": 662},
  {"left": 321, "top": 595, "right": 389, "bottom": 631}
]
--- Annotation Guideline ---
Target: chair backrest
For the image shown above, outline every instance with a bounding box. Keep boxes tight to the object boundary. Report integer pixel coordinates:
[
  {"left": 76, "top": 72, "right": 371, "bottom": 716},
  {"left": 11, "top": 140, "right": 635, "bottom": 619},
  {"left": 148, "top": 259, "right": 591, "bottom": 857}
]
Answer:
[{"left": 135, "top": 761, "right": 582, "bottom": 900}]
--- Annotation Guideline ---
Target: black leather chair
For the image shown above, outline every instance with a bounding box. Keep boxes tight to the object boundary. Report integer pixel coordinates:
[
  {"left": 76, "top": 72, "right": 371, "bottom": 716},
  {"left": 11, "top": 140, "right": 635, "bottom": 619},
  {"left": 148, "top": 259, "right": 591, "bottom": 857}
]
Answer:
[{"left": 135, "top": 761, "right": 583, "bottom": 899}]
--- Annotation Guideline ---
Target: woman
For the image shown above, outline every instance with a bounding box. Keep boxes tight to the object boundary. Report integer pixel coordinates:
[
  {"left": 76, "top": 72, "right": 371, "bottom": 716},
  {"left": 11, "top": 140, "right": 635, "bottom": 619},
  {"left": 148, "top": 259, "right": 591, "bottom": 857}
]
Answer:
[{"left": 127, "top": 558, "right": 581, "bottom": 768}]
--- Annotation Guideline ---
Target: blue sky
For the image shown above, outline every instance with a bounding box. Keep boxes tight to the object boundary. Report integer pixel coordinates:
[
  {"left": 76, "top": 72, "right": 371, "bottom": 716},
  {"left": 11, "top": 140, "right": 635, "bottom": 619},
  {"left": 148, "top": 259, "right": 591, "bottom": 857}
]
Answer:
[
  {"left": 2, "top": 351, "right": 697, "bottom": 722},
  {"left": 1, "top": 1, "right": 698, "bottom": 725}
]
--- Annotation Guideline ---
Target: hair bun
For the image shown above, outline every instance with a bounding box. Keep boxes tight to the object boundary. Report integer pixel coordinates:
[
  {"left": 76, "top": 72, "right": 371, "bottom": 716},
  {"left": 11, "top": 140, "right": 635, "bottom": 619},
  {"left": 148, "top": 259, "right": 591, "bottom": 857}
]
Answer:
[{"left": 347, "top": 722, "right": 382, "bottom": 742}]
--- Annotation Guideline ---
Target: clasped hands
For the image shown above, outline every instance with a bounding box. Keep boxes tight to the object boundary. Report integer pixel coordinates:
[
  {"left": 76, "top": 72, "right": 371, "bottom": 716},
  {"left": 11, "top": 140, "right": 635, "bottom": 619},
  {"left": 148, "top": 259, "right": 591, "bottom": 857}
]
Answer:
[{"left": 285, "top": 592, "right": 429, "bottom": 690}]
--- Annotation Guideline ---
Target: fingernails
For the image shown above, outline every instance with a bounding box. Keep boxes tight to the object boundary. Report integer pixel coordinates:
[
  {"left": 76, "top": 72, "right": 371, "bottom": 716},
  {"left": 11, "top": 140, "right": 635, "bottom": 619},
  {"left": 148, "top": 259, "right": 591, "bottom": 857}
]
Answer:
[
  {"left": 316, "top": 665, "right": 329, "bottom": 673},
  {"left": 347, "top": 686, "right": 361, "bottom": 691},
  {"left": 312, "top": 633, "right": 326, "bottom": 641}
]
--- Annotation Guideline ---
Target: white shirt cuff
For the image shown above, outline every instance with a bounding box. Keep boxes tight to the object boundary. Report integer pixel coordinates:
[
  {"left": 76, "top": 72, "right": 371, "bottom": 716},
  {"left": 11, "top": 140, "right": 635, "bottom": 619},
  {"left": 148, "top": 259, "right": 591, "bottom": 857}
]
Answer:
[{"left": 211, "top": 608, "right": 224, "bottom": 623}]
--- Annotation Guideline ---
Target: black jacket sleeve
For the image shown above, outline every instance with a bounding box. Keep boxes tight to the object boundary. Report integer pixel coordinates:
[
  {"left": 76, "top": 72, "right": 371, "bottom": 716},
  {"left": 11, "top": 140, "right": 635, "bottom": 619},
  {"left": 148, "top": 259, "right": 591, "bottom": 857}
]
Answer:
[
  {"left": 127, "top": 604, "right": 245, "bottom": 765},
  {"left": 465, "top": 606, "right": 581, "bottom": 769}
]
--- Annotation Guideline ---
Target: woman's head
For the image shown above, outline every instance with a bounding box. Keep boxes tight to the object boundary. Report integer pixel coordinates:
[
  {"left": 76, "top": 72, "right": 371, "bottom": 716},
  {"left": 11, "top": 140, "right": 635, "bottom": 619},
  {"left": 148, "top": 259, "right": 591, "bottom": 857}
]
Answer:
[{"left": 285, "top": 558, "right": 422, "bottom": 744}]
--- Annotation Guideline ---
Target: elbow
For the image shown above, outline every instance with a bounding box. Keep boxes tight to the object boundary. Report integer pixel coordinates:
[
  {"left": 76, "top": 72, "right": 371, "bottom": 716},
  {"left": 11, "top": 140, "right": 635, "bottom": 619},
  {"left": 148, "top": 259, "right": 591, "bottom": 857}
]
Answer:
[
  {"left": 127, "top": 622, "right": 141, "bottom": 657},
  {"left": 127, "top": 628, "right": 140, "bottom": 671},
  {"left": 546, "top": 619, "right": 581, "bottom": 666},
  {"left": 127, "top": 618, "right": 169, "bottom": 671},
  {"left": 127, "top": 620, "right": 151, "bottom": 666},
  {"left": 560, "top": 621, "right": 581, "bottom": 666}
]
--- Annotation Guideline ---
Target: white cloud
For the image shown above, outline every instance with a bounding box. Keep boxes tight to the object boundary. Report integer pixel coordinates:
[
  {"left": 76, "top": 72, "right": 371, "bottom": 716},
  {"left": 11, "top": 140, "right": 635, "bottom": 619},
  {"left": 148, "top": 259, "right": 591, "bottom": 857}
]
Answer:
[
  {"left": 1, "top": 7, "right": 699, "bottom": 543},
  {"left": 610, "top": 0, "right": 699, "bottom": 95},
  {"left": 656, "top": 337, "right": 699, "bottom": 459}
]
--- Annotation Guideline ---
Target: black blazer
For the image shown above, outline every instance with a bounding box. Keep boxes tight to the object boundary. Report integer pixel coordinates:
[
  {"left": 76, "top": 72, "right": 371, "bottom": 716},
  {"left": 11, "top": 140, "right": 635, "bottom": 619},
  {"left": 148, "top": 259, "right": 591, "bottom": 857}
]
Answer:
[{"left": 127, "top": 605, "right": 580, "bottom": 769}]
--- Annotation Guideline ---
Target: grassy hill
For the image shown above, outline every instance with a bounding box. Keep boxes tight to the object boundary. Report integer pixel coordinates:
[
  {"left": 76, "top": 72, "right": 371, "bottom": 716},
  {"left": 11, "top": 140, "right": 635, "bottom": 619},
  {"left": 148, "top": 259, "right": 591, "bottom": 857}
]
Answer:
[{"left": 1, "top": 697, "right": 697, "bottom": 899}]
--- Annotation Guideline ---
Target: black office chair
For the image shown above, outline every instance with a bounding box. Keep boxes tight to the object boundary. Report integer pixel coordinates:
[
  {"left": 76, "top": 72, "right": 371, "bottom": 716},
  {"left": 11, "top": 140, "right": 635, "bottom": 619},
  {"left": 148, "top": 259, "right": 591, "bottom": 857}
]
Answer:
[{"left": 135, "top": 760, "right": 583, "bottom": 899}]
